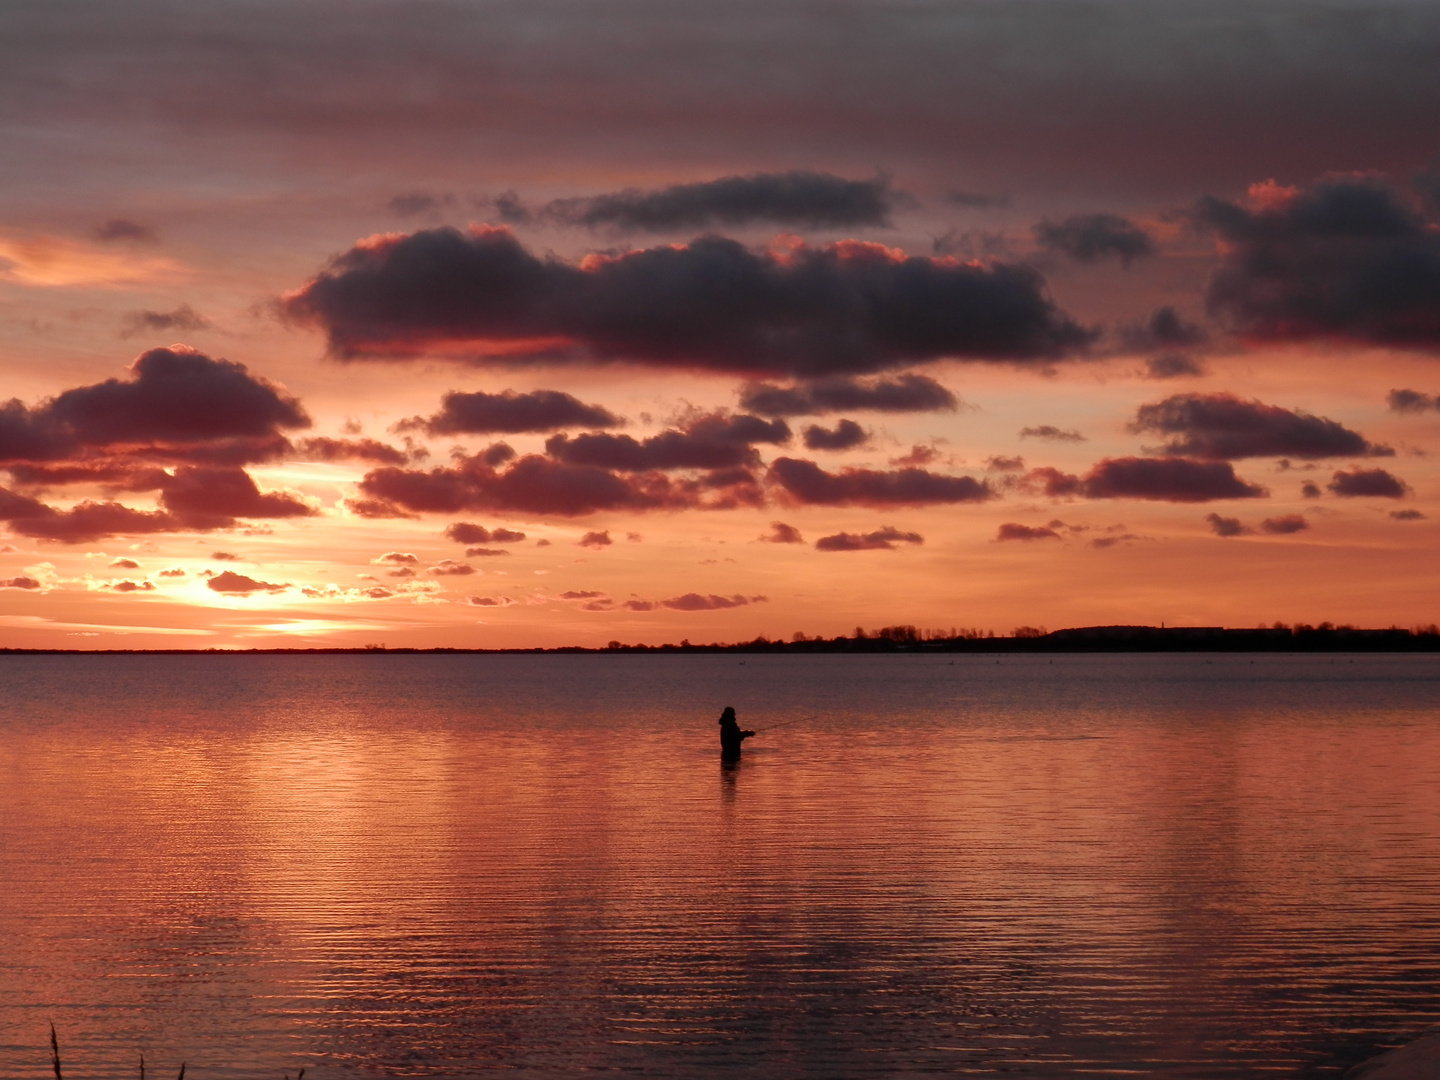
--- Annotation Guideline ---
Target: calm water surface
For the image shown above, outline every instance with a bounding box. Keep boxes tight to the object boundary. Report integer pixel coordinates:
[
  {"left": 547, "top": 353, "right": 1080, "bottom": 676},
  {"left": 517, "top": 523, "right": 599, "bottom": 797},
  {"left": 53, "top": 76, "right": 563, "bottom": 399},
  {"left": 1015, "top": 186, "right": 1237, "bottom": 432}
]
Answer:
[{"left": 2, "top": 652, "right": 1439, "bottom": 1078}]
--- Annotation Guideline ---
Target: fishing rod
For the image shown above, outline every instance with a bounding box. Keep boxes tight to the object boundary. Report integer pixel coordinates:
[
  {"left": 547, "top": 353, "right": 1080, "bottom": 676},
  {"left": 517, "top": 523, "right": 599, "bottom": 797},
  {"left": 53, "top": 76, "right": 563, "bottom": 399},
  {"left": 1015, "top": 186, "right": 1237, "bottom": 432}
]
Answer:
[{"left": 751, "top": 714, "right": 817, "bottom": 734}]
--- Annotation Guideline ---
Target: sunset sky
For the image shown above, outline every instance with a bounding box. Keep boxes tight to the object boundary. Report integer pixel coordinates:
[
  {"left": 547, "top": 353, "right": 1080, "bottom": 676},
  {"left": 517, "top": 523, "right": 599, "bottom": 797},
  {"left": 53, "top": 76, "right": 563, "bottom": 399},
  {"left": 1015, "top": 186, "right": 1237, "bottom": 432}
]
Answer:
[{"left": 2, "top": 0, "right": 1439, "bottom": 649}]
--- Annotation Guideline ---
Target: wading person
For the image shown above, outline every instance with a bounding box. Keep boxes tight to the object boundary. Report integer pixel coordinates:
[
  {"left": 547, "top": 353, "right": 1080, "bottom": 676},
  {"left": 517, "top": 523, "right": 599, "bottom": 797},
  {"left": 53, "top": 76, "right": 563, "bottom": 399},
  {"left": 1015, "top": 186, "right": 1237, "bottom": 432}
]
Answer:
[{"left": 718, "top": 706, "right": 754, "bottom": 761}]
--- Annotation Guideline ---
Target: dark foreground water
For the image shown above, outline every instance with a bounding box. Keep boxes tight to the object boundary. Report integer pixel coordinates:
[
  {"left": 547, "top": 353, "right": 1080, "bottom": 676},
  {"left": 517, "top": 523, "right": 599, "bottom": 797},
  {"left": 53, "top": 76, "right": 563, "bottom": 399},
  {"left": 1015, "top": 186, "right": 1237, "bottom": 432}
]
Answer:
[{"left": 2, "top": 652, "right": 1439, "bottom": 1078}]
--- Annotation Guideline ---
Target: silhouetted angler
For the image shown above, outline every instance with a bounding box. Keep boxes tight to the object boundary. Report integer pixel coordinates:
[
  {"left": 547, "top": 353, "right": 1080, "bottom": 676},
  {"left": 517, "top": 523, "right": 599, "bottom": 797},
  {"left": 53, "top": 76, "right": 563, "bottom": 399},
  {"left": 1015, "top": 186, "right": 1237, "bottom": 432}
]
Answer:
[{"left": 718, "top": 706, "right": 754, "bottom": 761}]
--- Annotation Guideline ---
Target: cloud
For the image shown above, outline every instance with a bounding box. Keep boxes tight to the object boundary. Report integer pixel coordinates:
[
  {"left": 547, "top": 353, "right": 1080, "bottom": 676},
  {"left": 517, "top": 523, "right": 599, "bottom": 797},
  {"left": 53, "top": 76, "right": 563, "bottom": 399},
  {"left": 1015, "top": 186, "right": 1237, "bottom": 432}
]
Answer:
[
  {"left": 986, "top": 455, "right": 1025, "bottom": 472},
  {"left": 1131, "top": 392, "right": 1388, "bottom": 460},
  {"left": 371, "top": 551, "right": 419, "bottom": 565},
  {"left": 545, "top": 412, "right": 789, "bottom": 471},
  {"left": 427, "top": 559, "right": 476, "bottom": 576},
  {"left": 1261, "top": 513, "right": 1308, "bottom": 534},
  {"left": 578, "top": 530, "right": 612, "bottom": 548},
  {"left": 206, "top": 570, "right": 288, "bottom": 594},
  {"left": 659, "top": 592, "right": 766, "bottom": 610},
  {"left": 466, "top": 595, "right": 517, "bottom": 607},
  {"left": 1327, "top": 467, "right": 1408, "bottom": 498},
  {"left": 559, "top": 590, "right": 606, "bottom": 600},
  {"left": 1145, "top": 354, "right": 1207, "bottom": 380},
  {"left": 211, "top": 551, "right": 241, "bottom": 561},
  {"left": 283, "top": 227, "right": 1093, "bottom": 373},
  {"left": 1205, "top": 512, "right": 1250, "bottom": 537},
  {"left": 1387, "top": 389, "right": 1438, "bottom": 413},
  {"left": 388, "top": 192, "right": 453, "bottom": 217},
  {"left": 1200, "top": 175, "right": 1440, "bottom": 349},
  {"left": 802, "top": 419, "right": 868, "bottom": 451},
  {"left": 759, "top": 521, "right": 803, "bottom": 544},
  {"left": 541, "top": 171, "right": 898, "bottom": 231},
  {"left": 0, "top": 575, "right": 41, "bottom": 589},
  {"left": 295, "top": 436, "right": 410, "bottom": 465},
  {"left": 739, "top": 373, "right": 958, "bottom": 417},
  {"left": 996, "top": 523, "right": 1060, "bottom": 541},
  {"left": 1034, "top": 213, "right": 1155, "bottom": 265},
  {"left": 1301, "top": 481, "right": 1322, "bottom": 498},
  {"left": 405, "top": 389, "right": 622, "bottom": 435},
  {"left": 464, "top": 547, "right": 509, "bottom": 557},
  {"left": 768, "top": 457, "right": 990, "bottom": 507},
  {"left": 0, "top": 345, "right": 309, "bottom": 468},
  {"left": 1029, "top": 457, "right": 1267, "bottom": 502},
  {"left": 814, "top": 526, "right": 923, "bottom": 552},
  {"left": 1019, "top": 425, "right": 1085, "bottom": 442},
  {"left": 1391, "top": 509, "right": 1426, "bottom": 520},
  {"left": 157, "top": 466, "right": 316, "bottom": 527},
  {"left": 359, "top": 453, "right": 713, "bottom": 517},
  {"left": 120, "top": 304, "right": 211, "bottom": 339},
  {"left": 93, "top": 219, "right": 158, "bottom": 244},
  {"left": 108, "top": 557, "right": 140, "bottom": 569},
  {"left": 157, "top": 567, "right": 185, "bottom": 577},
  {"left": 1122, "top": 306, "right": 1209, "bottom": 352},
  {"left": 0, "top": 490, "right": 179, "bottom": 543},
  {"left": 444, "top": 522, "right": 526, "bottom": 544},
  {"left": 108, "top": 579, "right": 155, "bottom": 593}
]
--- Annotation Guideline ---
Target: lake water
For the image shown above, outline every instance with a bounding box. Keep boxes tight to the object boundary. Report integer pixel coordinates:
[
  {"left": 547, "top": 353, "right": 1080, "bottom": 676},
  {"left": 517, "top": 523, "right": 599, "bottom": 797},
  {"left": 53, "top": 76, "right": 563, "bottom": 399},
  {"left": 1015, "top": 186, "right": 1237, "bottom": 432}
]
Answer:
[{"left": 2, "top": 652, "right": 1439, "bottom": 1078}]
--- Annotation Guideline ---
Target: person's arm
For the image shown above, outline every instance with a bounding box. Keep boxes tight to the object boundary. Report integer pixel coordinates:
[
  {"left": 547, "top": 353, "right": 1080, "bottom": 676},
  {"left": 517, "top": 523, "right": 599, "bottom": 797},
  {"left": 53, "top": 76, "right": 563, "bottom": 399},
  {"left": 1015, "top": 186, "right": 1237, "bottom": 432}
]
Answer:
[{"left": 741, "top": 729, "right": 755, "bottom": 739}]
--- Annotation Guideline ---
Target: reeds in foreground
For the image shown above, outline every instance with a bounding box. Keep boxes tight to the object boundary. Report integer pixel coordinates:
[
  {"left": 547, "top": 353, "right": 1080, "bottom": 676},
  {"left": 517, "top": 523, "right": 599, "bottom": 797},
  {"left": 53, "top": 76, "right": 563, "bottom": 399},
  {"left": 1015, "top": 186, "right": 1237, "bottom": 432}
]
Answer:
[{"left": 47, "top": 1026, "right": 302, "bottom": 1079}]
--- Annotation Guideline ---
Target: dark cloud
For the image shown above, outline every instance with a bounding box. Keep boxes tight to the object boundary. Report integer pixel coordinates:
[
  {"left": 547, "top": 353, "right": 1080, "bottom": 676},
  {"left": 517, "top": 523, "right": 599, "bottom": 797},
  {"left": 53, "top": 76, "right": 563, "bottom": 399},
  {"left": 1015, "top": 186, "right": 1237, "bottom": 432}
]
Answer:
[
  {"left": 545, "top": 413, "right": 789, "bottom": 472},
  {"left": 1200, "top": 175, "right": 1440, "bottom": 349},
  {"left": 759, "top": 521, "right": 803, "bottom": 544},
  {"left": 997, "top": 523, "right": 1060, "bottom": 541},
  {"left": 93, "top": 219, "right": 157, "bottom": 243},
  {"left": 0, "top": 488, "right": 178, "bottom": 543},
  {"left": 559, "top": 590, "right": 606, "bottom": 600},
  {"left": 659, "top": 592, "right": 765, "bottom": 611},
  {"left": 295, "top": 436, "right": 410, "bottom": 465},
  {"left": 542, "top": 171, "right": 898, "bottom": 232},
  {"left": 120, "top": 304, "right": 211, "bottom": 339},
  {"left": 816, "top": 526, "right": 923, "bottom": 551},
  {"left": 1019, "top": 425, "right": 1085, "bottom": 442},
  {"left": 211, "top": 551, "right": 241, "bottom": 561},
  {"left": 802, "top": 419, "right": 867, "bottom": 452},
  {"left": 405, "top": 389, "right": 622, "bottom": 435},
  {"left": 206, "top": 570, "right": 288, "bottom": 594},
  {"left": 1301, "top": 481, "right": 1323, "bottom": 498},
  {"left": 466, "top": 595, "right": 516, "bottom": 607},
  {"left": 427, "top": 559, "right": 476, "bottom": 575},
  {"left": 344, "top": 497, "right": 419, "bottom": 519},
  {"left": 739, "top": 373, "right": 958, "bottom": 418},
  {"left": 1261, "top": 513, "right": 1308, "bottom": 534},
  {"left": 157, "top": 466, "right": 315, "bottom": 527},
  {"left": 283, "top": 227, "right": 1093, "bottom": 374},
  {"left": 621, "top": 600, "right": 655, "bottom": 612},
  {"left": 444, "top": 522, "right": 526, "bottom": 544},
  {"left": 578, "top": 530, "right": 612, "bottom": 548},
  {"left": 1034, "top": 213, "right": 1155, "bottom": 265},
  {"left": 108, "top": 579, "right": 155, "bottom": 592},
  {"left": 768, "top": 457, "right": 991, "bottom": 507},
  {"left": 1131, "top": 392, "right": 1387, "bottom": 460},
  {"left": 109, "top": 557, "right": 140, "bottom": 569},
  {"left": 1391, "top": 509, "right": 1427, "bottom": 520},
  {"left": 359, "top": 451, "right": 737, "bottom": 517},
  {"left": 1205, "top": 512, "right": 1250, "bottom": 537},
  {"left": 157, "top": 568, "right": 185, "bottom": 577},
  {"left": 1, "top": 576, "right": 41, "bottom": 590},
  {"left": 1387, "top": 389, "right": 1437, "bottom": 413},
  {"left": 1327, "top": 467, "right": 1408, "bottom": 498},
  {"left": 1029, "top": 457, "right": 1267, "bottom": 502},
  {"left": 0, "top": 346, "right": 309, "bottom": 469},
  {"left": 372, "top": 551, "right": 418, "bottom": 565},
  {"left": 986, "top": 455, "right": 1025, "bottom": 472},
  {"left": 1125, "top": 307, "right": 1209, "bottom": 350},
  {"left": 1145, "top": 354, "right": 1207, "bottom": 380},
  {"left": 464, "top": 547, "right": 508, "bottom": 557}
]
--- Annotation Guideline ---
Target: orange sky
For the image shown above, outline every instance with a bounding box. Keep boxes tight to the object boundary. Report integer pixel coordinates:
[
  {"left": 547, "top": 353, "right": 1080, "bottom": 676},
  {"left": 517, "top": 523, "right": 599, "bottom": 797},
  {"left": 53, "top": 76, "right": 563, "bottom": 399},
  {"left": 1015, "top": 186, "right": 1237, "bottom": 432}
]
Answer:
[{"left": 2, "top": 0, "right": 1438, "bottom": 649}]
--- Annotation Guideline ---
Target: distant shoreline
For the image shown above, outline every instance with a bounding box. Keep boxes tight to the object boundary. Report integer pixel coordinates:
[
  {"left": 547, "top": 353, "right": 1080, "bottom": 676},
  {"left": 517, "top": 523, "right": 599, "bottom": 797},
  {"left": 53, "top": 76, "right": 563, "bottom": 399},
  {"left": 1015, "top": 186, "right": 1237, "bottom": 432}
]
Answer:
[{"left": 3, "top": 624, "right": 1439, "bottom": 656}]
